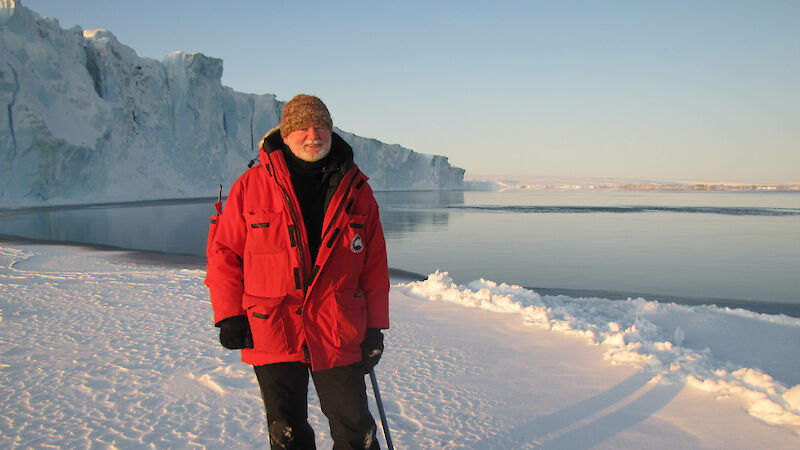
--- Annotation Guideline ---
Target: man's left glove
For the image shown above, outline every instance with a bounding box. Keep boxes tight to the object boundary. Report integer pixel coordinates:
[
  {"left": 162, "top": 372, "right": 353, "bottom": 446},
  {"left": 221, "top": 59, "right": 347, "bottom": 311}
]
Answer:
[
  {"left": 216, "top": 315, "right": 254, "bottom": 349},
  {"left": 360, "top": 328, "right": 384, "bottom": 374}
]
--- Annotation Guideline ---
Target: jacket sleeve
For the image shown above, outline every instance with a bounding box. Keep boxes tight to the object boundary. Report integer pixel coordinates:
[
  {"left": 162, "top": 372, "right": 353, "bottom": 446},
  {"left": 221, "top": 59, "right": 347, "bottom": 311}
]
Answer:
[
  {"left": 360, "top": 189, "right": 390, "bottom": 329},
  {"left": 205, "top": 180, "right": 247, "bottom": 324}
]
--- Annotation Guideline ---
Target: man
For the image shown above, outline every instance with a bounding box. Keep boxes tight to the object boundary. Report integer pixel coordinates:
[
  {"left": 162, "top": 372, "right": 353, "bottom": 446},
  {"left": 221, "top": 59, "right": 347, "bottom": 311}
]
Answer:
[{"left": 205, "top": 94, "right": 390, "bottom": 449}]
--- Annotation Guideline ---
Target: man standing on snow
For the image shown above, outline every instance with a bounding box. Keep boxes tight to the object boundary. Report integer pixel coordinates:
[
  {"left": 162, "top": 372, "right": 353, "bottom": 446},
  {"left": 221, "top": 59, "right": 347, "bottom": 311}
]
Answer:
[{"left": 206, "top": 94, "right": 389, "bottom": 449}]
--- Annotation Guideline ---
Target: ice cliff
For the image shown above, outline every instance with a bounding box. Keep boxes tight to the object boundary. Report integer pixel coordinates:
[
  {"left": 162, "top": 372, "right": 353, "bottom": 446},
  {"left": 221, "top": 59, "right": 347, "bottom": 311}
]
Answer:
[{"left": 0, "top": 1, "right": 464, "bottom": 207}]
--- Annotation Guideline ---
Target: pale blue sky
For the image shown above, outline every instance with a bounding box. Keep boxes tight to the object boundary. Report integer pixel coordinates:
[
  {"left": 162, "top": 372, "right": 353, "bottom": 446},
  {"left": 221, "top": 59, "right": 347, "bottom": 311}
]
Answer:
[{"left": 23, "top": 0, "right": 800, "bottom": 183}]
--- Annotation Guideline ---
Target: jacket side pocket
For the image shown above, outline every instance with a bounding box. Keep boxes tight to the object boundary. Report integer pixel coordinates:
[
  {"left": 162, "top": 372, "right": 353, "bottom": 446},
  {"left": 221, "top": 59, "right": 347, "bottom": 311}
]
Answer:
[
  {"left": 243, "top": 294, "right": 289, "bottom": 353},
  {"left": 334, "top": 290, "right": 367, "bottom": 348}
]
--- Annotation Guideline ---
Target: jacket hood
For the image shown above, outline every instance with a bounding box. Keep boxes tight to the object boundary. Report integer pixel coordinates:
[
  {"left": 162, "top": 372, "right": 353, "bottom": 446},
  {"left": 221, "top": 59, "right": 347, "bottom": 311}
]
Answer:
[{"left": 258, "top": 127, "right": 354, "bottom": 172}]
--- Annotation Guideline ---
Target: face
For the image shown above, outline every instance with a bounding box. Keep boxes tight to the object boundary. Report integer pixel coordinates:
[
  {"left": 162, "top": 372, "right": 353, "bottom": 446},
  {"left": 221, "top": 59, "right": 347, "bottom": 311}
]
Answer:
[{"left": 282, "top": 127, "right": 332, "bottom": 162}]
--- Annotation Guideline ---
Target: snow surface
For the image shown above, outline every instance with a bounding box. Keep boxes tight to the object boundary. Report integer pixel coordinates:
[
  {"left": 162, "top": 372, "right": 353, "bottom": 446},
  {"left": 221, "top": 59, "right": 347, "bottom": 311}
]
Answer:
[
  {"left": 0, "top": 2, "right": 464, "bottom": 207},
  {"left": 1, "top": 241, "right": 798, "bottom": 448}
]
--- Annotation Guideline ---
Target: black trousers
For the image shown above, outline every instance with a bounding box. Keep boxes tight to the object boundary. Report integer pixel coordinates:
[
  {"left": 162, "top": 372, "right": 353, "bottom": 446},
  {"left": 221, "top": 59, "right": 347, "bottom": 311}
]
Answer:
[{"left": 254, "top": 362, "right": 379, "bottom": 450}]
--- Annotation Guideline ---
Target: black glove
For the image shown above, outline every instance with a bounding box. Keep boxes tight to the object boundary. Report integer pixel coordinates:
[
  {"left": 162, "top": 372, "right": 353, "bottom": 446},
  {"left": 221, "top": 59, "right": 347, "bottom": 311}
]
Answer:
[
  {"left": 216, "top": 315, "right": 254, "bottom": 349},
  {"left": 360, "top": 328, "right": 384, "bottom": 374}
]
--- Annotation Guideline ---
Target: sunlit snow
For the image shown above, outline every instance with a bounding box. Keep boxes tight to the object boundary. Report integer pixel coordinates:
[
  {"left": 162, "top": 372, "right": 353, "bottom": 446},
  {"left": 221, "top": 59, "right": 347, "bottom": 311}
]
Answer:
[{"left": 1, "top": 242, "right": 798, "bottom": 448}]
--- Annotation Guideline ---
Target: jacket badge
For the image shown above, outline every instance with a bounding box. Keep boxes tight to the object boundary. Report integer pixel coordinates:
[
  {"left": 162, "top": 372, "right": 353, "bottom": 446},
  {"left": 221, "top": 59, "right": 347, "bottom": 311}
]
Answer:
[{"left": 350, "top": 234, "right": 364, "bottom": 254}]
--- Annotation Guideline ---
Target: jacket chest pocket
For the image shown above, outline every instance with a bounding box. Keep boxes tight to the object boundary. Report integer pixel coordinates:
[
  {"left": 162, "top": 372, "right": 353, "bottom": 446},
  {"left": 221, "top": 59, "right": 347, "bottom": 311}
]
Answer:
[
  {"left": 243, "top": 211, "right": 289, "bottom": 298},
  {"left": 243, "top": 211, "right": 284, "bottom": 254}
]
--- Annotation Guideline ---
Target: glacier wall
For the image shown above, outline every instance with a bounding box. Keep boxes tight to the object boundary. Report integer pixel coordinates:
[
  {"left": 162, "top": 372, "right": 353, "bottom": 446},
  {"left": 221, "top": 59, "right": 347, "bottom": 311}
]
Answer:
[{"left": 0, "top": 2, "right": 464, "bottom": 207}]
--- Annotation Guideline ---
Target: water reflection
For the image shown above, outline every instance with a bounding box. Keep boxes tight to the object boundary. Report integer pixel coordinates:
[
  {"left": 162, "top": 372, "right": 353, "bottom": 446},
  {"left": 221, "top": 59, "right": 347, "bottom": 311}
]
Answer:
[
  {"left": 0, "top": 199, "right": 215, "bottom": 256},
  {"left": 373, "top": 190, "right": 462, "bottom": 238},
  {"left": 0, "top": 191, "right": 463, "bottom": 257}
]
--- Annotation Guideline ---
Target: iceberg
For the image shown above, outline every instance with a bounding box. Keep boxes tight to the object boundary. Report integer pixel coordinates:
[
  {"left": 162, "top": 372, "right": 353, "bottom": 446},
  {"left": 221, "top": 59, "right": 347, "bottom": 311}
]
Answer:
[{"left": 0, "top": 1, "right": 464, "bottom": 207}]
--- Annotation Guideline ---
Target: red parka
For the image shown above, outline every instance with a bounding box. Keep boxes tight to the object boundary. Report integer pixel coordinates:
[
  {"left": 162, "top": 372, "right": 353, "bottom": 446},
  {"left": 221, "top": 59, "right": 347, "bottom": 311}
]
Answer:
[{"left": 205, "top": 129, "right": 390, "bottom": 371}]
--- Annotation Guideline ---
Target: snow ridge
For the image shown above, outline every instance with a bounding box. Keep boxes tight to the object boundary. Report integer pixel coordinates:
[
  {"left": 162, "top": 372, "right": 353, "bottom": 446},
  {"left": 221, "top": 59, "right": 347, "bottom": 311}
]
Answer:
[{"left": 398, "top": 271, "right": 800, "bottom": 432}]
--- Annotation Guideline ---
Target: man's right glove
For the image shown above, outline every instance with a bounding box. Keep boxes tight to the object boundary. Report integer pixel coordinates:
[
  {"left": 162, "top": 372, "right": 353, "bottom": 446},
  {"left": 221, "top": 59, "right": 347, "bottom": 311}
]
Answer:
[{"left": 216, "top": 315, "right": 254, "bottom": 349}]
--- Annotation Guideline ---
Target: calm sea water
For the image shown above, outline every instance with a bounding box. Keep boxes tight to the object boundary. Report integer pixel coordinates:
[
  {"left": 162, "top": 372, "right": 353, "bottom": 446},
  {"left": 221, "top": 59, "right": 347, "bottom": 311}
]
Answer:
[
  {"left": 2, "top": 189, "right": 798, "bottom": 314},
  {"left": 376, "top": 190, "right": 800, "bottom": 311}
]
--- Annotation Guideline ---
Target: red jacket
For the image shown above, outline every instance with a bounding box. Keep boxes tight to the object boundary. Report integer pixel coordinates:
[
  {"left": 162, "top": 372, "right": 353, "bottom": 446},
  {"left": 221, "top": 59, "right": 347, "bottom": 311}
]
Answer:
[{"left": 205, "top": 129, "right": 390, "bottom": 371}]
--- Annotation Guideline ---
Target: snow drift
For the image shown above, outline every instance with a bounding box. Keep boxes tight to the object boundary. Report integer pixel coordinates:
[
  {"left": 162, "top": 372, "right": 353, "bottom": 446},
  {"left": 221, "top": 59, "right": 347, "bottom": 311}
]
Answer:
[
  {"left": 399, "top": 271, "right": 800, "bottom": 432},
  {"left": 0, "top": 1, "right": 464, "bottom": 207}
]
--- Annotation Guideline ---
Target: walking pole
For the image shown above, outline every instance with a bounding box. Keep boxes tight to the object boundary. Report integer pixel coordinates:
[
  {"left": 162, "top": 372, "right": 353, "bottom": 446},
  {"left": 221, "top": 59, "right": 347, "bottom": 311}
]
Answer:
[{"left": 369, "top": 369, "right": 394, "bottom": 450}]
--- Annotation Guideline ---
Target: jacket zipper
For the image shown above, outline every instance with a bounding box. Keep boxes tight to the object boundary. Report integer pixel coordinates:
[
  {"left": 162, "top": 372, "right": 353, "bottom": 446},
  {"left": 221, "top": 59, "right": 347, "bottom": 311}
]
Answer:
[
  {"left": 302, "top": 171, "right": 361, "bottom": 292},
  {"left": 321, "top": 171, "right": 360, "bottom": 241},
  {"left": 265, "top": 153, "right": 308, "bottom": 296}
]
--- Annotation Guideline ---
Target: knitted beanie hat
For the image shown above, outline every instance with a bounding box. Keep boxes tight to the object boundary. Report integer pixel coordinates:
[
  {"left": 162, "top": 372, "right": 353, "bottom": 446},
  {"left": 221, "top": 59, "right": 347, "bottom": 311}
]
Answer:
[{"left": 279, "top": 94, "right": 333, "bottom": 139}]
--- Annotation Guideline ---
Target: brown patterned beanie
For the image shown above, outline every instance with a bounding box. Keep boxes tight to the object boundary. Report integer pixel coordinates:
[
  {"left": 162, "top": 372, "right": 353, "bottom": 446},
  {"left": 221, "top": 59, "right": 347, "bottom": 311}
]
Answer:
[{"left": 279, "top": 94, "right": 333, "bottom": 139}]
